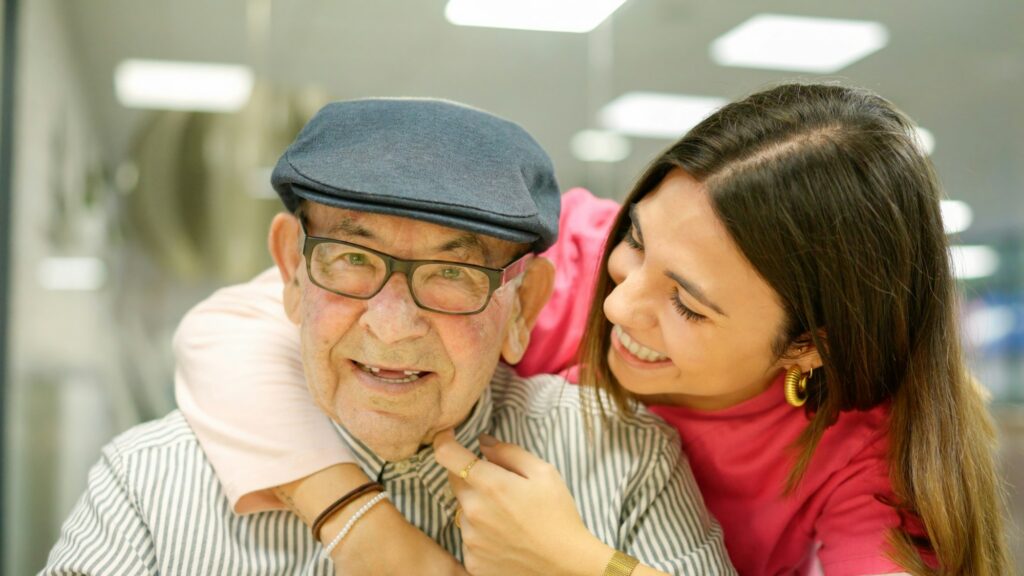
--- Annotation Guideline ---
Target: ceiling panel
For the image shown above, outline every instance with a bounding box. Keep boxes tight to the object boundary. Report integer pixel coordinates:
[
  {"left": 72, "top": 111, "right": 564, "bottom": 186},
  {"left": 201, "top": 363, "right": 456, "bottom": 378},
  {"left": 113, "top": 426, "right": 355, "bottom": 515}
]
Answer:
[{"left": 57, "top": 0, "right": 1024, "bottom": 237}]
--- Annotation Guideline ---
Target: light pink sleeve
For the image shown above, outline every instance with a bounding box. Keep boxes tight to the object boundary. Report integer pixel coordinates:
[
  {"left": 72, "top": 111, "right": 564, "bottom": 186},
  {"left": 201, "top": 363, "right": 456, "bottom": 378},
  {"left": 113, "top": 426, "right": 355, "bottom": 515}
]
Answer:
[
  {"left": 516, "top": 187, "right": 620, "bottom": 380},
  {"left": 173, "top": 268, "right": 355, "bottom": 514}
]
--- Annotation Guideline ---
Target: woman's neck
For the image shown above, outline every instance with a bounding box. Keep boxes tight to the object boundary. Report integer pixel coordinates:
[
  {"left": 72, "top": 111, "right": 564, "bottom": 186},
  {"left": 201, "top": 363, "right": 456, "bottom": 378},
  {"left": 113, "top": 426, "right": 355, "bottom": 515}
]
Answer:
[{"left": 638, "top": 373, "right": 779, "bottom": 411}]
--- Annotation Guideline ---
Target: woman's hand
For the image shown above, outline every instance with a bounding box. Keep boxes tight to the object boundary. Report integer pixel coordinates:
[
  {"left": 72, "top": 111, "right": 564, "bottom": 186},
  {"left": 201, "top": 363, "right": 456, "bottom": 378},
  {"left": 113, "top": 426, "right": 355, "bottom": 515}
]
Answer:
[{"left": 433, "top": 431, "right": 613, "bottom": 576}]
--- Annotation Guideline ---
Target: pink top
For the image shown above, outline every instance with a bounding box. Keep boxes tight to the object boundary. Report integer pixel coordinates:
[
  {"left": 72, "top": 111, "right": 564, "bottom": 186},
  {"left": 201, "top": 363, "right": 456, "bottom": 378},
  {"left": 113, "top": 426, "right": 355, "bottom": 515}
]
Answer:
[
  {"left": 649, "top": 386, "right": 901, "bottom": 576},
  {"left": 175, "top": 188, "right": 909, "bottom": 574}
]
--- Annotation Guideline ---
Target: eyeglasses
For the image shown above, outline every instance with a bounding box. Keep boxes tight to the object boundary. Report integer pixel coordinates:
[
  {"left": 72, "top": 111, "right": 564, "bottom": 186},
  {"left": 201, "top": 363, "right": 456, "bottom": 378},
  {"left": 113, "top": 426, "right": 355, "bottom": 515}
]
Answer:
[{"left": 299, "top": 219, "right": 532, "bottom": 315}]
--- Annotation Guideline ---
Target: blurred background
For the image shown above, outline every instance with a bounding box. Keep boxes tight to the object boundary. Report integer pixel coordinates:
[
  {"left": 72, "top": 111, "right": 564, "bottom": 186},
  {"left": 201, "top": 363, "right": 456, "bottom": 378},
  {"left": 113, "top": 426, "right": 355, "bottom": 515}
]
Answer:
[{"left": 1, "top": 0, "right": 1022, "bottom": 572}]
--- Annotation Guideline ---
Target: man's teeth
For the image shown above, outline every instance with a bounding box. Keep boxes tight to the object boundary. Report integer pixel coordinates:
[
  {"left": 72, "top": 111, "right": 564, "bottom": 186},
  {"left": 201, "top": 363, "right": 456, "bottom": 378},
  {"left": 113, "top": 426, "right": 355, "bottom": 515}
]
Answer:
[
  {"left": 358, "top": 363, "right": 425, "bottom": 383},
  {"left": 613, "top": 325, "right": 668, "bottom": 362}
]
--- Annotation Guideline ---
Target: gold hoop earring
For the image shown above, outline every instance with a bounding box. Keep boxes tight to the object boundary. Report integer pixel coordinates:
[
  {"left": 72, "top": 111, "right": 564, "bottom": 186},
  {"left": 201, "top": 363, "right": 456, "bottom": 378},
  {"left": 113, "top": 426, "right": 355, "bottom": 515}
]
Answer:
[{"left": 784, "top": 365, "right": 811, "bottom": 407}]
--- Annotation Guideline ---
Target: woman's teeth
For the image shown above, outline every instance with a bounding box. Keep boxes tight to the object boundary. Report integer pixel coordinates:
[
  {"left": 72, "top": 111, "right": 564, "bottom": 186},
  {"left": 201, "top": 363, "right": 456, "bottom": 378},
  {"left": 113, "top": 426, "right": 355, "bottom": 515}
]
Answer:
[{"left": 613, "top": 325, "right": 668, "bottom": 362}]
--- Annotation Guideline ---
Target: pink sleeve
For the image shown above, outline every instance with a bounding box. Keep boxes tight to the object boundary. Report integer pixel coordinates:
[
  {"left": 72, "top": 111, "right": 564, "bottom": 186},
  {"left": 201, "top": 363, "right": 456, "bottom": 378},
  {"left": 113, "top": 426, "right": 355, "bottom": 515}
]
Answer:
[
  {"left": 173, "top": 268, "right": 356, "bottom": 514},
  {"left": 515, "top": 188, "right": 621, "bottom": 379},
  {"left": 813, "top": 428, "right": 906, "bottom": 576}
]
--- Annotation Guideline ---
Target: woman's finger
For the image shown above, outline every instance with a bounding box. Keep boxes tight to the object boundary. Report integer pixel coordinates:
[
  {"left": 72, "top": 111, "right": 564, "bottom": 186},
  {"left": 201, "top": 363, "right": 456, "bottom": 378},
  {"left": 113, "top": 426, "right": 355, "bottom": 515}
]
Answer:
[
  {"left": 432, "top": 429, "right": 512, "bottom": 488},
  {"left": 477, "top": 434, "right": 549, "bottom": 479}
]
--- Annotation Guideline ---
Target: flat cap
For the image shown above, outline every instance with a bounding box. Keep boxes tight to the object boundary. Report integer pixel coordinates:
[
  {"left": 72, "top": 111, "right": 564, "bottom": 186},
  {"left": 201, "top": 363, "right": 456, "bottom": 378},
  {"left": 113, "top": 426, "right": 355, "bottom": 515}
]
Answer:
[{"left": 272, "top": 98, "right": 561, "bottom": 252}]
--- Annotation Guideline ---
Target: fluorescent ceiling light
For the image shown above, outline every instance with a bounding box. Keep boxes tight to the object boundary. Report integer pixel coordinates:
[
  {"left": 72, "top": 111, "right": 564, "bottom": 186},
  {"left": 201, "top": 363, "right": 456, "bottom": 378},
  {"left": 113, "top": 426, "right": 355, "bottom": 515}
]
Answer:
[
  {"left": 940, "top": 200, "right": 973, "bottom": 235},
  {"left": 115, "top": 59, "right": 254, "bottom": 112},
  {"left": 38, "top": 257, "right": 107, "bottom": 291},
  {"left": 913, "top": 126, "right": 935, "bottom": 156},
  {"left": 445, "top": 0, "right": 628, "bottom": 33},
  {"left": 964, "top": 305, "right": 1016, "bottom": 348},
  {"left": 571, "top": 130, "right": 631, "bottom": 162},
  {"left": 710, "top": 14, "right": 888, "bottom": 73},
  {"left": 599, "top": 92, "right": 727, "bottom": 139},
  {"left": 950, "top": 245, "right": 999, "bottom": 280}
]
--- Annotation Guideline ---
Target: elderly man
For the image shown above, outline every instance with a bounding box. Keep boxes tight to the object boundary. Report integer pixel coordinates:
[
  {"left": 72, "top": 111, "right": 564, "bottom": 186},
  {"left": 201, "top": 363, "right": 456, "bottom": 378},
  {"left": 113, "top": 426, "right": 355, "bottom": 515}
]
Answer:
[{"left": 43, "top": 99, "right": 732, "bottom": 575}]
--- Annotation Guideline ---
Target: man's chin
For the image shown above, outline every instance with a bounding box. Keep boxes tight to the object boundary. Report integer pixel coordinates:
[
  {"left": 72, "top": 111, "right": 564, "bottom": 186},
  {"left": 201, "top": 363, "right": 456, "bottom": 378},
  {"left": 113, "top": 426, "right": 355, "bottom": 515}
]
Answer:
[{"left": 339, "top": 412, "right": 431, "bottom": 461}]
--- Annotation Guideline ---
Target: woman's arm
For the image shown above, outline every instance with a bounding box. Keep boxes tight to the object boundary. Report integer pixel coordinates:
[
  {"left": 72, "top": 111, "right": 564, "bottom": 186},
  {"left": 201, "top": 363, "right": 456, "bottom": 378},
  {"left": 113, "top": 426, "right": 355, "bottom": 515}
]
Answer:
[
  {"left": 173, "top": 269, "right": 348, "bottom": 512},
  {"left": 273, "top": 464, "right": 465, "bottom": 574},
  {"left": 174, "top": 269, "right": 464, "bottom": 574}
]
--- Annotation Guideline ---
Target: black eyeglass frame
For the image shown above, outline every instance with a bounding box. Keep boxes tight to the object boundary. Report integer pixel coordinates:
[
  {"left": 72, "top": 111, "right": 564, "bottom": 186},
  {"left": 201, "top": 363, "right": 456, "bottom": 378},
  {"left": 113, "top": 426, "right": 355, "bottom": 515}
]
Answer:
[{"left": 299, "top": 218, "right": 532, "bottom": 315}]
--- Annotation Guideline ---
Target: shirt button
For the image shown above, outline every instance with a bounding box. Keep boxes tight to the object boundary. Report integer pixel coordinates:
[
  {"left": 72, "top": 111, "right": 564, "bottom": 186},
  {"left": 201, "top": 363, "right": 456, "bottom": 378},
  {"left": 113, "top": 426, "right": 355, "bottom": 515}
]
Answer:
[
  {"left": 443, "top": 486, "right": 455, "bottom": 501},
  {"left": 393, "top": 461, "right": 412, "bottom": 474}
]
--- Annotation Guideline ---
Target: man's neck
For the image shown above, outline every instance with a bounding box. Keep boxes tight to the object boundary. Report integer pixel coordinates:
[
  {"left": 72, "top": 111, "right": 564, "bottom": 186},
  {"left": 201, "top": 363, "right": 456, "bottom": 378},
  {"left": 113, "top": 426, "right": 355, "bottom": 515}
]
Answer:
[{"left": 330, "top": 382, "right": 495, "bottom": 478}]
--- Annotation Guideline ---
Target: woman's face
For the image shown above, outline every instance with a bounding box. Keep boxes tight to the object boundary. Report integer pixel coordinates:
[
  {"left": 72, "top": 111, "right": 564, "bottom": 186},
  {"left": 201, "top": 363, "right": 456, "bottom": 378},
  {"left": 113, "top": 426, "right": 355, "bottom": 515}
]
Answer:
[{"left": 604, "top": 169, "right": 807, "bottom": 410}]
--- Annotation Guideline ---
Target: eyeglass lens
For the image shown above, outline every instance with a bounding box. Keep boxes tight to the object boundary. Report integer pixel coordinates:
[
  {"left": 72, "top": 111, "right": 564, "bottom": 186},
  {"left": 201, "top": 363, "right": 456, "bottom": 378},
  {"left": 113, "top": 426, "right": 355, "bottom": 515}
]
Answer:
[{"left": 309, "top": 242, "right": 492, "bottom": 313}]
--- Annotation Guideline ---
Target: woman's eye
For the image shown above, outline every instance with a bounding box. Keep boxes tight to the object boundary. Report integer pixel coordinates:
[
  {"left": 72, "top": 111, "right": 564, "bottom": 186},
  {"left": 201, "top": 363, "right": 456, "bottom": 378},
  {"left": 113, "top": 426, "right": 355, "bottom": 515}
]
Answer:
[
  {"left": 623, "top": 227, "right": 643, "bottom": 251},
  {"left": 670, "top": 291, "right": 707, "bottom": 322}
]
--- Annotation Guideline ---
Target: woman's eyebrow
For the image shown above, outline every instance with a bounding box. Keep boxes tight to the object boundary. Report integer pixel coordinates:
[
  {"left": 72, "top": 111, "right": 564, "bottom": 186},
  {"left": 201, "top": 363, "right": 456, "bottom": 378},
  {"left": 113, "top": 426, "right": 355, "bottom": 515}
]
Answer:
[
  {"left": 634, "top": 201, "right": 725, "bottom": 316},
  {"left": 628, "top": 203, "right": 645, "bottom": 244},
  {"left": 665, "top": 270, "right": 727, "bottom": 317}
]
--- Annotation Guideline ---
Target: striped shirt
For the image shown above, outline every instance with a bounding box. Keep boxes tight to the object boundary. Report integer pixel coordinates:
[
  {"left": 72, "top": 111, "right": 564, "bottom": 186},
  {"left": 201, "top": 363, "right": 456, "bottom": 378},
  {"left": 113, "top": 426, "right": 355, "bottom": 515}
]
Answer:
[{"left": 43, "top": 365, "right": 735, "bottom": 575}]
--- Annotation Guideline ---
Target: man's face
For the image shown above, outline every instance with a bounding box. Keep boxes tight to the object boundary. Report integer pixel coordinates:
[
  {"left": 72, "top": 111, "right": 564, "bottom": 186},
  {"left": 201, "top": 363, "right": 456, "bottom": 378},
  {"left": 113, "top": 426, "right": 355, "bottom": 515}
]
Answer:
[{"left": 290, "top": 203, "right": 525, "bottom": 460}]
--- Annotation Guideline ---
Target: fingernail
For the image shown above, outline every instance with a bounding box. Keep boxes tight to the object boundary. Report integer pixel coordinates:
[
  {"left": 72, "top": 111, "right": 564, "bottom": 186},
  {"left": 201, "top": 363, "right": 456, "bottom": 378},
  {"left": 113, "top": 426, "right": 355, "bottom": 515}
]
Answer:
[{"left": 479, "top": 433, "right": 497, "bottom": 447}]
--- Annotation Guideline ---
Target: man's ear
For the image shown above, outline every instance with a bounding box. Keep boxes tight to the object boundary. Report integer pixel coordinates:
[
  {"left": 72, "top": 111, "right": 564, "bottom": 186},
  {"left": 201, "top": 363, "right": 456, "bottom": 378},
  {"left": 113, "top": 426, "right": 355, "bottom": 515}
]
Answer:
[
  {"left": 268, "top": 212, "right": 303, "bottom": 324},
  {"left": 501, "top": 256, "right": 555, "bottom": 364}
]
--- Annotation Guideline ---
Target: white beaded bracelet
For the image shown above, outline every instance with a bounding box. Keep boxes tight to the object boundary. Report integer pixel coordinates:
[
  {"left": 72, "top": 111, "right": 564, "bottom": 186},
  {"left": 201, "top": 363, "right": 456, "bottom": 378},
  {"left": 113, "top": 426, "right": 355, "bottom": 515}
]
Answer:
[{"left": 322, "top": 491, "right": 389, "bottom": 557}]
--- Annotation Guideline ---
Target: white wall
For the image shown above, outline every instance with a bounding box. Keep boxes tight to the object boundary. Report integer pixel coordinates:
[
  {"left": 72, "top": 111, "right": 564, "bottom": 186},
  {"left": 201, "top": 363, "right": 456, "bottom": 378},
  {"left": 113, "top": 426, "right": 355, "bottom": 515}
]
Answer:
[{"left": 3, "top": 1, "right": 129, "bottom": 573}]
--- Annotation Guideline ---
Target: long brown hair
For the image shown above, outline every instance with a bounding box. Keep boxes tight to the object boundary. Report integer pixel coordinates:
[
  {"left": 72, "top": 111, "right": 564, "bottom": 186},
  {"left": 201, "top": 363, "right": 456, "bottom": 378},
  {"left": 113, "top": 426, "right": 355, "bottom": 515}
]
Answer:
[{"left": 579, "top": 83, "right": 1009, "bottom": 574}]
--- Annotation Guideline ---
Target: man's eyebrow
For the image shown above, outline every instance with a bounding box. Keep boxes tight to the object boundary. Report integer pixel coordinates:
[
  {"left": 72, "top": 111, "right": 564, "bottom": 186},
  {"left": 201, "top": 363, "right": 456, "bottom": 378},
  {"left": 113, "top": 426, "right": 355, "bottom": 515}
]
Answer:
[
  {"left": 629, "top": 203, "right": 645, "bottom": 244},
  {"left": 326, "top": 217, "right": 376, "bottom": 239},
  {"left": 665, "top": 270, "right": 727, "bottom": 317},
  {"left": 323, "top": 219, "right": 493, "bottom": 264},
  {"left": 434, "top": 234, "right": 491, "bottom": 265}
]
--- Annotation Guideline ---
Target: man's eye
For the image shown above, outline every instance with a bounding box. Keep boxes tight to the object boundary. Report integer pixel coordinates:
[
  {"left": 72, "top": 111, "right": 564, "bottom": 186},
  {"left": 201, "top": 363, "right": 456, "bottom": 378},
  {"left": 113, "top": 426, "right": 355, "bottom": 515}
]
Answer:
[
  {"left": 342, "top": 253, "right": 368, "bottom": 266},
  {"left": 440, "top": 267, "right": 463, "bottom": 279}
]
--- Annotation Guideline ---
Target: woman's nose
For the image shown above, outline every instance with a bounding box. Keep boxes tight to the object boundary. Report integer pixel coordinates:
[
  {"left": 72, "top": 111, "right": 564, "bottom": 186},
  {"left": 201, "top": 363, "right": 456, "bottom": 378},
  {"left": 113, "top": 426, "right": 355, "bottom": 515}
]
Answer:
[{"left": 603, "top": 251, "right": 657, "bottom": 331}]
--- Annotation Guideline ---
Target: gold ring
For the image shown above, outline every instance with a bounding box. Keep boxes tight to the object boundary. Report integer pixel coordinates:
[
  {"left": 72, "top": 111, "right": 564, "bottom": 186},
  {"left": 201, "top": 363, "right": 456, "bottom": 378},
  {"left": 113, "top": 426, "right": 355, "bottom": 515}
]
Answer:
[
  {"left": 459, "top": 457, "right": 479, "bottom": 481},
  {"left": 454, "top": 507, "right": 463, "bottom": 529}
]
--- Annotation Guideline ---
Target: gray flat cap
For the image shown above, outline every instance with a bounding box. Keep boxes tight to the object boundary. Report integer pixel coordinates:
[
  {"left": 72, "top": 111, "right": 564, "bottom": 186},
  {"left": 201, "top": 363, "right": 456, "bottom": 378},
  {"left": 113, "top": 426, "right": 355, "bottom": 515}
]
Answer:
[{"left": 272, "top": 98, "right": 561, "bottom": 252}]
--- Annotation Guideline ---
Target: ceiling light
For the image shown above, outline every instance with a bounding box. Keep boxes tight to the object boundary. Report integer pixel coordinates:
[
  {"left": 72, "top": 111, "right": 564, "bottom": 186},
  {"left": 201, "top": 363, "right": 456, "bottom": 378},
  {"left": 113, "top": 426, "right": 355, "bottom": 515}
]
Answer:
[
  {"left": 115, "top": 59, "right": 254, "bottom": 112},
  {"left": 599, "top": 92, "right": 727, "bottom": 139},
  {"left": 571, "top": 130, "right": 631, "bottom": 162},
  {"left": 913, "top": 126, "right": 935, "bottom": 155},
  {"left": 950, "top": 245, "right": 999, "bottom": 280},
  {"left": 445, "top": 0, "right": 628, "bottom": 33},
  {"left": 710, "top": 14, "right": 889, "bottom": 73},
  {"left": 940, "top": 200, "right": 973, "bottom": 235},
  {"left": 38, "top": 257, "right": 107, "bottom": 291},
  {"left": 964, "top": 305, "right": 1016, "bottom": 349}
]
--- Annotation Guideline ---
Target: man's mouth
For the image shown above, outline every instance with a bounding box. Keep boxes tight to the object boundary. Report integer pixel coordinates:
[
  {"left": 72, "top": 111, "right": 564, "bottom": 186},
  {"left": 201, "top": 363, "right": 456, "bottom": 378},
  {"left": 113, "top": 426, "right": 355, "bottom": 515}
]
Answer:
[{"left": 353, "top": 360, "right": 430, "bottom": 384}]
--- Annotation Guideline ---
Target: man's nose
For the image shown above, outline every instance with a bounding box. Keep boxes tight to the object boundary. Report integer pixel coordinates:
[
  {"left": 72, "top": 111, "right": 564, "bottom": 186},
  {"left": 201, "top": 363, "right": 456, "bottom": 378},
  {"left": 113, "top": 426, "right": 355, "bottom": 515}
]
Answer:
[
  {"left": 603, "top": 267, "right": 658, "bottom": 332},
  {"left": 358, "top": 274, "right": 430, "bottom": 343}
]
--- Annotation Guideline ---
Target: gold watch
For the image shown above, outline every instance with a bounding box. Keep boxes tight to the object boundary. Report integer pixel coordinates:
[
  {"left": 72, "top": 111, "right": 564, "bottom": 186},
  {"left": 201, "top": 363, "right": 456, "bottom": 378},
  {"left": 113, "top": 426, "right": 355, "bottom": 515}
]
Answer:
[{"left": 603, "top": 551, "right": 640, "bottom": 576}]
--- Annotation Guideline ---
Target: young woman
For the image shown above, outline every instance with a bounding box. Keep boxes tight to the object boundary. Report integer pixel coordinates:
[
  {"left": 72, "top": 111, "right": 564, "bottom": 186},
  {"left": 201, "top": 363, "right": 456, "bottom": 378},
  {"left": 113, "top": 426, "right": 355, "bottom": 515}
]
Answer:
[{"left": 174, "top": 84, "right": 1008, "bottom": 574}]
